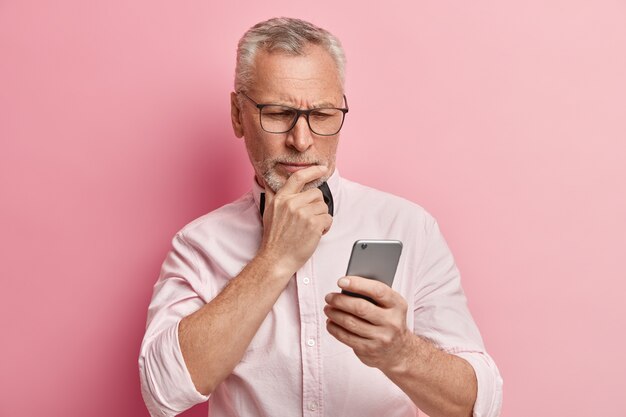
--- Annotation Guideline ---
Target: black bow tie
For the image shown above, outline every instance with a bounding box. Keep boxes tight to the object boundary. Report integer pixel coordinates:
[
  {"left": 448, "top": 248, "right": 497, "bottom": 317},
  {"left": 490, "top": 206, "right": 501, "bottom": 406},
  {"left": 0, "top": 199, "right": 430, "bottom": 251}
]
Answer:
[{"left": 260, "top": 181, "right": 334, "bottom": 217}]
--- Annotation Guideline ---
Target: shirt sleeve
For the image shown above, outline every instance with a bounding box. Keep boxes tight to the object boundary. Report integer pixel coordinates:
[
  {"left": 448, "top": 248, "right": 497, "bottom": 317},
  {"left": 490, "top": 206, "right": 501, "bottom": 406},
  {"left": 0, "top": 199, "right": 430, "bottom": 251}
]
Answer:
[
  {"left": 413, "top": 218, "right": 503, "bottom": 417},
  {"left": 138, "top": 233, "right": 211, "bottom": 417}
]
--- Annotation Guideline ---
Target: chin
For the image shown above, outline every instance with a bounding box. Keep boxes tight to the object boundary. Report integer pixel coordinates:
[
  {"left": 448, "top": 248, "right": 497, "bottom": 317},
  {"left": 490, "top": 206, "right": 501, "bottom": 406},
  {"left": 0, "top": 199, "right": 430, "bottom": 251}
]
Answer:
[{"left": 262, "top": 171, "right": 328, "bottom": 193}]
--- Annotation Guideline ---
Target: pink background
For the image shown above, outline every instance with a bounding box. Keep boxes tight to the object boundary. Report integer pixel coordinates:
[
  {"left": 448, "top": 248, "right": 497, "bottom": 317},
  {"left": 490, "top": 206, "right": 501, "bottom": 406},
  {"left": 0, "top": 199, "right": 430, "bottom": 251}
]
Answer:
[{"left": 1, "top": 1, "right": 625, "bottom": 416}]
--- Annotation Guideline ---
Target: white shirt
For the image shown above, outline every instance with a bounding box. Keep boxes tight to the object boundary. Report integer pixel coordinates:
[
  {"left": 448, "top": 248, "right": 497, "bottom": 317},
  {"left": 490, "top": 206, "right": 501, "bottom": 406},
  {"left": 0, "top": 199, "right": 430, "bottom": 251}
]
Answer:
[{"left": 139, "top": 169, "right": 503, "bottom": 417}]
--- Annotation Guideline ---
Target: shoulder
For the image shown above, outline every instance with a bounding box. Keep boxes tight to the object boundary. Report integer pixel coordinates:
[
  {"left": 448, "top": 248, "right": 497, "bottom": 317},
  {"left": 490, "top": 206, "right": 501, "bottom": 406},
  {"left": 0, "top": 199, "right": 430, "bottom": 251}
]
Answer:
[
  {"left": 340, "top": 177, "right": 436, "bottom": 227},
  {"left": 175, "top": 191, "right": 258, "bottom": 244}
]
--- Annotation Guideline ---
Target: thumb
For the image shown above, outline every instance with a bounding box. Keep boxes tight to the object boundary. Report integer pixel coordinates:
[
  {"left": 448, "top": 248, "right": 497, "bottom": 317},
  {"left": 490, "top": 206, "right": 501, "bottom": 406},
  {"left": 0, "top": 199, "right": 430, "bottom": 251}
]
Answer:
[{"left": 263, "top": 183, "right": 275, "bottom": 212}]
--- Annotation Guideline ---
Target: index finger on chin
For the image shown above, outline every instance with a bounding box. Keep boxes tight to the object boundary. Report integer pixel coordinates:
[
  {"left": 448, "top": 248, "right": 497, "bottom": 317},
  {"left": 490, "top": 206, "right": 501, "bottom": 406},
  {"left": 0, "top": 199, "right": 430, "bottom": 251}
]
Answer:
[{"left": 280, "top": 165, "right": 328, "bottom": 195}]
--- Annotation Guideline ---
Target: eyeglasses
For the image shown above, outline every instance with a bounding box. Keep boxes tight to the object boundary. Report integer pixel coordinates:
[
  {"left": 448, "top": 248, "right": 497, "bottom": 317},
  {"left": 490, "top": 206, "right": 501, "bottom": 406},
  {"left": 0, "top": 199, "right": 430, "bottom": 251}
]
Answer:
[{"left": 238, "top": 91, "right": 349, "bottom": 136}]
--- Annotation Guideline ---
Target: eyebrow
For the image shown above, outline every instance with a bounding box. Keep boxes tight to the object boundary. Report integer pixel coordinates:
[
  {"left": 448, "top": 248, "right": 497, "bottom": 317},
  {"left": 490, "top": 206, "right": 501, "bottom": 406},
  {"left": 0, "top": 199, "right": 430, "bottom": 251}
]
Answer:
[
  {"left": 263, "top": 98, "right": 340, "bottom": 109},
  {"left": 312, "top": 101, "right": 337, "bottom": 108}
]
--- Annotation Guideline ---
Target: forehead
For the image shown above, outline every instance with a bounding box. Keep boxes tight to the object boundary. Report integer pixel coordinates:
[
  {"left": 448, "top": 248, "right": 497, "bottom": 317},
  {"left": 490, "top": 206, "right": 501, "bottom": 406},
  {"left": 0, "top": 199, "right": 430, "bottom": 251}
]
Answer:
[{"left": 250, "top": 45, "right": 343, "bottom": 106}]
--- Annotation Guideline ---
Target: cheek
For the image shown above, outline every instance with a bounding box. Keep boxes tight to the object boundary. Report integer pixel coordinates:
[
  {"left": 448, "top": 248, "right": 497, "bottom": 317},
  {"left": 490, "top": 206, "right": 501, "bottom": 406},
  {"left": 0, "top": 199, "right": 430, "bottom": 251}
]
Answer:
[
  {"left": 244, "top": 131, "right": 281, "bottom": 164},
  {"left": 321, "top": 138, "right": 339, "bottom": 161},
  {"left": 242, "top": 118, "right": 265, "bottom": 153}
]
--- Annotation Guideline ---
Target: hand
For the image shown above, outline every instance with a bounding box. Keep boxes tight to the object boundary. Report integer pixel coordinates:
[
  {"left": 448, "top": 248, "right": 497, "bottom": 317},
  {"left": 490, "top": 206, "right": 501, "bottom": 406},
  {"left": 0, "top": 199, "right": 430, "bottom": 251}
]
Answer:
[
  {"left": 258, "top": 165, "right": 333, "bottom": 277},
  {"left": 324, "top": 276, "right": 412, "bottom": 372}
]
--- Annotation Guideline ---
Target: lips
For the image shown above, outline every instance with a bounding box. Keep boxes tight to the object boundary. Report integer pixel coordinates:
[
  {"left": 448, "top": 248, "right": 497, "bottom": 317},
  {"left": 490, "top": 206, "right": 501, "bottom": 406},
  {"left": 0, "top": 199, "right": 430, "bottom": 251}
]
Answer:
[{"left": 278, "top": 163, "right": 316, "bottom": 173}]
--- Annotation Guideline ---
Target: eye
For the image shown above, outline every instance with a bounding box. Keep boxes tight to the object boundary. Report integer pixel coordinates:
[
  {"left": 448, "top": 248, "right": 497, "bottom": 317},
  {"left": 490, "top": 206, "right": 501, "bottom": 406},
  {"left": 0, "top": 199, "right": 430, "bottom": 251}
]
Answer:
[
  {"left": 263, "top": 107, "right": 296, "bottom": 119},
  {"left": 310, "top": 109, "right": 339, "bottom": 119}
]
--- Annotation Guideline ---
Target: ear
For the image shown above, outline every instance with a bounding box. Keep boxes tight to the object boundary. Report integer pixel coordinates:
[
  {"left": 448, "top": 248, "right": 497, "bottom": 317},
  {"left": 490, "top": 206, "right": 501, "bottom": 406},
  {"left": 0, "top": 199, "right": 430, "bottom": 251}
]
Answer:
[{"left": 230, "top": 92, "right": 244, "bottom": 138}]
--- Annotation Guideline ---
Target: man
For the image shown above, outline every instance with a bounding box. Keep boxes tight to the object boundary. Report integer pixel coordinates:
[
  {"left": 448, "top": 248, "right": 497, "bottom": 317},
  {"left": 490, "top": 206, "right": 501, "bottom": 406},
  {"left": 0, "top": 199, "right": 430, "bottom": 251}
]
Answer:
[{"left": 139, "top": 17, "right": 502, "bottom": 417}]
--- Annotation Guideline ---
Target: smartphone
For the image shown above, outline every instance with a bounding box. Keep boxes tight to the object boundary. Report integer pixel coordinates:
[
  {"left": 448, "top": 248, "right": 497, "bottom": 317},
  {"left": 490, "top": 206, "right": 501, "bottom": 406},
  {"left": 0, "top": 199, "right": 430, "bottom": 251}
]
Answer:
[{"left": 341, "top": 240, "right": 403, "bottom": 304}]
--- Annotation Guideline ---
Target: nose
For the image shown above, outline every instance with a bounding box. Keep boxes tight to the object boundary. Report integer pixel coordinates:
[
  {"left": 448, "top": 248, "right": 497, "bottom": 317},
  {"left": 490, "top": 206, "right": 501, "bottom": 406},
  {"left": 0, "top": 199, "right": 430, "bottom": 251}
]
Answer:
[{"left": 285, "top": 114, "right": 314, "bottom": 152}]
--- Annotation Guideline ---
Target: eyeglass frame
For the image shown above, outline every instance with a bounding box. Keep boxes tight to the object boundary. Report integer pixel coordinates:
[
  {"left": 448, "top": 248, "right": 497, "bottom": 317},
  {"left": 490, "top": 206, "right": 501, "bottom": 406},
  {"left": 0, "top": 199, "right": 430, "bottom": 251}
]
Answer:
[{"left": 237, "top": 91, "right": 349, "bottom": 136}]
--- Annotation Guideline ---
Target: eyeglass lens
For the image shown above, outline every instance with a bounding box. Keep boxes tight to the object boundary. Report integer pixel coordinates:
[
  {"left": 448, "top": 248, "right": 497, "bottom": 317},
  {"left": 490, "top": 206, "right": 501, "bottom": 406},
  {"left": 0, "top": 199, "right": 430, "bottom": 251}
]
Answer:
[{"left": 260, "top": 105, "right": 344, "bottom": 135}]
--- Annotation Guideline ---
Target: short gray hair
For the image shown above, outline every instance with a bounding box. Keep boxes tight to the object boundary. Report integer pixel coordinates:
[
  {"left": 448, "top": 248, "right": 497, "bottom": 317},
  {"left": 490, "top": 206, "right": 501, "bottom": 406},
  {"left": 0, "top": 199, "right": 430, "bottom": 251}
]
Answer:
[{"left": 234, "top": 17, "right": 346, "bottom": 93}]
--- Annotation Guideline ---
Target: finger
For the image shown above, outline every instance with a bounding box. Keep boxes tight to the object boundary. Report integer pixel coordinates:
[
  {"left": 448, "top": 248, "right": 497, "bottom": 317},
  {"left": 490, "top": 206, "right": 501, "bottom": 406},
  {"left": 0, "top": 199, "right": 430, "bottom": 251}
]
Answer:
[
  {"left": 314, "top": 213, "right": 333, "bottom": 236},
  {"left": 280, "top": 165, "right": 328, "bottom": 195},
  {"left": 263, "top": 182, "right": 276, "bottom": 208},
  {"left": 299, "top": 209, "right": 332, "bottom": 236},
  {"left": 321, "top": 213, "right": 333, "bottom": 235},
  {"left": 298, "top": 200, "right": 330, "bottom": 217},
  {"left": 325, "top": 291, "right": 384, "bottom": 325},
  {"left": 323, "top": 305, "right": 378, "bottom": 339},
  {"left": 326, "top": 318, "right": 366, "bottom": 349},
  {"left": 290, "top": 187, "right": 324, "bottom": 205},
  {"left": 338, "top": 276, "right": 399, "bottom": 308},
  {"left": 279, "top": 188, "right": 324, "bottom": 214}
]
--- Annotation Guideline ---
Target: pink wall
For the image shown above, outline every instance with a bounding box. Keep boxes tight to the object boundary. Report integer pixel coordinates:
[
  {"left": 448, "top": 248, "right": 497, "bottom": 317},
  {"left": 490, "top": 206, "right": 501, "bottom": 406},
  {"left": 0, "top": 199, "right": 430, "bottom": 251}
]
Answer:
[{"left": 1, "top": 1, "right": 625, "bottom": 416}]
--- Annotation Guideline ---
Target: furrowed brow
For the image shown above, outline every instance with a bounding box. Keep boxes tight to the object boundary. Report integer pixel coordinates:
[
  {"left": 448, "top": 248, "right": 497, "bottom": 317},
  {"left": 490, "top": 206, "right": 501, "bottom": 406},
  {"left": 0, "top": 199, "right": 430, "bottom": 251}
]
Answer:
[{"left": 263, "top": 98, "right": 339, "bottom": 109}]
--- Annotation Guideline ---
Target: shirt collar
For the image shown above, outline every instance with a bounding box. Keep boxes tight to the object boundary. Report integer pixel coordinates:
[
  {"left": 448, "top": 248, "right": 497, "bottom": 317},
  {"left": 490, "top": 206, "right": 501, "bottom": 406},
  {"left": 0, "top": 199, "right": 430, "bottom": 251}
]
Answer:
[{"left": 251, "top": 168, "right": 342, "bottom": 217}]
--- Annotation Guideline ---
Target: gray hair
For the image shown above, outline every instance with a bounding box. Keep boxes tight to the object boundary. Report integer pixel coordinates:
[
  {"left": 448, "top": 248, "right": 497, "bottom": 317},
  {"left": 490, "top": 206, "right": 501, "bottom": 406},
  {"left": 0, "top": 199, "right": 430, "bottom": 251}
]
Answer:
[{"left": 234, "top": 17, "right": 346, "bottom": 93}]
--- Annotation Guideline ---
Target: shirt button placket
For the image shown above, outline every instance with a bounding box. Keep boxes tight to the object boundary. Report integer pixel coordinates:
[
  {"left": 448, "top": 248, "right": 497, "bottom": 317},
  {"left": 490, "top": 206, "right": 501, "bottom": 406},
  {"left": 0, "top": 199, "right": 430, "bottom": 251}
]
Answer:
[{"left": 297, "top": 263, "right": 322, "bottom": 416}]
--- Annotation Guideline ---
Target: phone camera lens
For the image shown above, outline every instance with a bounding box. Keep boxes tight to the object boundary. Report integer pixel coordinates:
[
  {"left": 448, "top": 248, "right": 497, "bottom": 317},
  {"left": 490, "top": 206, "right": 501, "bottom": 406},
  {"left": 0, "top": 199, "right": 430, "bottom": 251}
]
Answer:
[{"left": 361, "top": 243, "right": 368, "bottom": 250}]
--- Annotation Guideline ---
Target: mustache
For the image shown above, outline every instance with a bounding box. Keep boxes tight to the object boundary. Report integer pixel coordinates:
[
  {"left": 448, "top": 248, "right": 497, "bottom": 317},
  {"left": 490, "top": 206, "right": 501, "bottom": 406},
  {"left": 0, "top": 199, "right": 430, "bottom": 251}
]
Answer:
[{"left": 269, "top": 156, "right": 322, "bottom": 166}]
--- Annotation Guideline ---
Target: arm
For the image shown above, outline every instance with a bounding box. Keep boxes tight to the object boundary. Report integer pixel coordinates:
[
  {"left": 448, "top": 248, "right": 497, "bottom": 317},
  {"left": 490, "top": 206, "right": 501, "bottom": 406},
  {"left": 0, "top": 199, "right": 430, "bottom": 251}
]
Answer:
[
  {"left": 324, "top": 219, "right": 502, "bottom": 417},
  {"left": 179, "top": 166, "right": 332, "bottom": 394},
  {"left": 324, "top": 277, "right": 476, "bottom": 417},
  {"left": 139, "top": 166, "right": 332, "bottom": 415},
  {"left": 178, "top": 252, "right": 292, "bottom": 394}
]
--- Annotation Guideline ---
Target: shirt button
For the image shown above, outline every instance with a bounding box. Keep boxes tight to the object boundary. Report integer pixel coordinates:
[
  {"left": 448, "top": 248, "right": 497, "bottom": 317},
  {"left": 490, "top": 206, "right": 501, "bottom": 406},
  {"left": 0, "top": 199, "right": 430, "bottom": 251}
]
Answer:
[
  {"left": 307, "top": 338, "right": 316, "bottom": 347},
  {"left": 308, "top": 401, "right": 318, "bottom": 411},
  {"left": 303, "top": 277, "right": 310, "bottom": 285}
]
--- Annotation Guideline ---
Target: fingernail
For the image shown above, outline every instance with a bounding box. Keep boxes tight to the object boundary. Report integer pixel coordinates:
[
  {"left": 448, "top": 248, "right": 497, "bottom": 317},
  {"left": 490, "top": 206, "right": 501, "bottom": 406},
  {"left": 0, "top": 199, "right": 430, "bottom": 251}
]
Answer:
[
  {"left": 325, "top": 294, "right": 332, "bottom": 303},
  {"left": 338, "top": 277, "right": 350, "bottom": 288}
]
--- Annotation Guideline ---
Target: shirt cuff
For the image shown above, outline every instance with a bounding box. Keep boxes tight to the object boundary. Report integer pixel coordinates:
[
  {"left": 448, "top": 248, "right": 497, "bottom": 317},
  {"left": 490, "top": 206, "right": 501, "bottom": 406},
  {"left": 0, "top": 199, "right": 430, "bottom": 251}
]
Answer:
[
  {"left": 454, "top": 351, "right": 503, "bottom": 417},
  {"left": 139, "top": 320, "right": 210, "bottom": 417}
]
